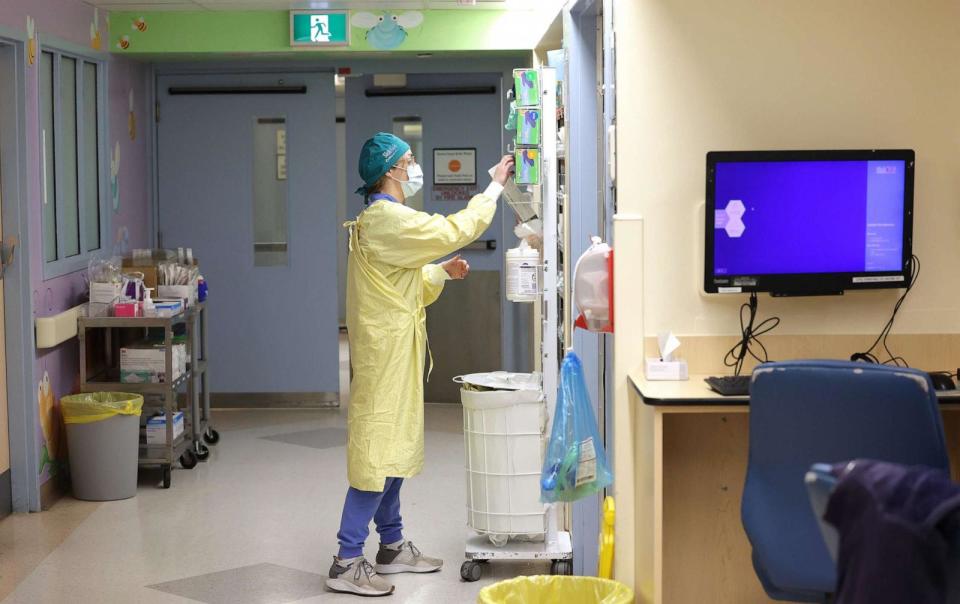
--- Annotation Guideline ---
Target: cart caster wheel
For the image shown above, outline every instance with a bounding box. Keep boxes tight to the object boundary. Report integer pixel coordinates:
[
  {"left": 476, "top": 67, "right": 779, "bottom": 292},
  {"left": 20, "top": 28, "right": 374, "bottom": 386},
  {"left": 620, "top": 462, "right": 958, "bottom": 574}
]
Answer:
[
  {"left": 180, "top": 450, "right": 198, "bottom": 469},
  {"left": 204, "top": 428, "right": 220, "bottom": 445},
  {"left": 162, "top": 465, "right": 172, "bottom": 489},
  {"left": 461, "top": 561, "right": 483, "bottom": 582},
  {"left": 551, "top": 560, "right": 573, "bottom": 576},
  {"left": 195, "top": 442, "right": 210, "bottom": 461}
]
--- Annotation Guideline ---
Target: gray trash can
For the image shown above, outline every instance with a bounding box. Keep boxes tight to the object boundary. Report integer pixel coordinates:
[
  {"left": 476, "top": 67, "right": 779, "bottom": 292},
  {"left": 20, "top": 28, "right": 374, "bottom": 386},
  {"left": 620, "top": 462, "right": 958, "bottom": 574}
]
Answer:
[{"left": 61, "top": 393, "right": 144, "bottom": 501}]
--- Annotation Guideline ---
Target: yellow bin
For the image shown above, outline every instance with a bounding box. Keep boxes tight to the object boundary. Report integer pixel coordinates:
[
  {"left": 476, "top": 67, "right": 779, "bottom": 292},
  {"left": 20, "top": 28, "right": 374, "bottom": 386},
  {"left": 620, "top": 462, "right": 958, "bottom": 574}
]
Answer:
[{"left": 477, "top": 576, "right": 634, "bottom": 604}]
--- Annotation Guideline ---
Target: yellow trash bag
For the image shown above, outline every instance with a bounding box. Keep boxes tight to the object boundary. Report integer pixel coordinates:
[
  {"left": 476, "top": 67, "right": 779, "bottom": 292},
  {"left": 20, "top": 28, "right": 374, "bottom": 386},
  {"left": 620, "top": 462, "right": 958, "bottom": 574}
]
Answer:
[
  {"left": 477, "top": 576, "right": 634, "bottom": 604},
  {"left": 61, "top": 392, "right": 144, "bottom": 424}
]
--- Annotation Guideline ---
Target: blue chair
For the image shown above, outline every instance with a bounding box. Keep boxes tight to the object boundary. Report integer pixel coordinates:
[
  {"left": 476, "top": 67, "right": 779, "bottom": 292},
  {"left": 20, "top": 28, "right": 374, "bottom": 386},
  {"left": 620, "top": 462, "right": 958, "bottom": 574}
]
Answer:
[{"left": 742, "top": 360, "right": 949, "bottom": 602}]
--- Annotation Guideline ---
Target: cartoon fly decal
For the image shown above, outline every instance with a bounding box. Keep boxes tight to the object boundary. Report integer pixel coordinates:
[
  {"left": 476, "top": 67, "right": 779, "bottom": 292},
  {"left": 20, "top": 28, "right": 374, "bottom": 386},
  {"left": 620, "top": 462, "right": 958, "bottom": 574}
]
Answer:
[{"left": 351, "top": 11, "right": 423, "bottom": 50}]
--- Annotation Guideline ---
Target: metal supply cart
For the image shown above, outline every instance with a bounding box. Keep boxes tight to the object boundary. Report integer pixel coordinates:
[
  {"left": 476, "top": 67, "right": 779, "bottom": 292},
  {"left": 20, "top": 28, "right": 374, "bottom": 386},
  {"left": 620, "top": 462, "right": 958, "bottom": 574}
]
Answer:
[
  {"left": 461, "top": 67, "right": 573, "bottom": 581},
  {"left": 189, "top": 304, "right": 219, "bottom": 448},
  {"left": 78, "top": 304, "right": 218, "bottom": 488}
]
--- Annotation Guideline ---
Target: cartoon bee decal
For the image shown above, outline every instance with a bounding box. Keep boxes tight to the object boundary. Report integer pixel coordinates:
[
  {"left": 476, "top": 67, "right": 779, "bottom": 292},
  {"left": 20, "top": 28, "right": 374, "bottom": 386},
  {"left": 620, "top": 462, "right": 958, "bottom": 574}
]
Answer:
[
  {"left": 351, "top": 11, "right": 423, "bottom": 51},
  {"left": 132, "top": 17, "right": 147, "bottom": 33},
  {"left": 26, "top": 16, "right": 36, "bottom": 66},
  {"left": 117, "top": 35, "right": 130, "bottom": 50},
  {"left": 90, "top": 8, "right": 102, "bottom": 50},
  {"left": 128, "top": 89, "right": 136, "bottom": 141},
  {"left": 38, "top": 371, "right": 61, "bottom": 475}
]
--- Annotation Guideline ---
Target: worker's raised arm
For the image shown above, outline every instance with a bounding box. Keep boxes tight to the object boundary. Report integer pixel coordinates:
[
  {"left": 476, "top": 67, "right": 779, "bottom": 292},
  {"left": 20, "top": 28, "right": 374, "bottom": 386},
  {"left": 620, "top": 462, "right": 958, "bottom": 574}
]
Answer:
[{"left": 364, "top": 182, "right": 503, "bottom": 269}]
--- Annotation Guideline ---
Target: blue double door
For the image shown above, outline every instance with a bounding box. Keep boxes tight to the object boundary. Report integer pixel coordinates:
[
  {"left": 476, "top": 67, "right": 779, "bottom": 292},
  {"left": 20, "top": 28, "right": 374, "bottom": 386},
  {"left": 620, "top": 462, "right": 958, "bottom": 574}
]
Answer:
[{"left": 157, "top": 73, "right": 339, "bottom": 401}]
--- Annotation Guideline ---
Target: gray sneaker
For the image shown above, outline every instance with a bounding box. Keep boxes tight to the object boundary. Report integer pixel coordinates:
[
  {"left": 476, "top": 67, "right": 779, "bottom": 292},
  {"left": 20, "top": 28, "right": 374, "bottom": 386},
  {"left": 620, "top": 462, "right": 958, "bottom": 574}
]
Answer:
[
  {"left": 375, "top": 540, "right": 443, "bottom": 574},
  {"left": 326, "top": 556, "right": 395, "bottom": 597}
]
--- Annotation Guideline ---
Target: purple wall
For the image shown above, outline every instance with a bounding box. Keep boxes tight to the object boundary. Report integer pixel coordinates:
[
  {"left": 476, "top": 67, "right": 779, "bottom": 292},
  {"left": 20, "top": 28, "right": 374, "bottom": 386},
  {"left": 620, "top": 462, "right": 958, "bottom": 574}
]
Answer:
[{"left": 0, "top": 0, "right": 151, "bottom": 490}]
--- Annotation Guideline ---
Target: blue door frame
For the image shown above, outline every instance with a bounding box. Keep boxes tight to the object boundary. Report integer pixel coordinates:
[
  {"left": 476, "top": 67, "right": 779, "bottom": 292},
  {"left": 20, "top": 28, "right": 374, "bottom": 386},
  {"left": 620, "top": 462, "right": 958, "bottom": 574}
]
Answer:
[
  {"left": 565, "top": 0, "right": 614, "bottom": 576},
  {"left": 0, "top": 30, "right": 41, "bottom": 513}
]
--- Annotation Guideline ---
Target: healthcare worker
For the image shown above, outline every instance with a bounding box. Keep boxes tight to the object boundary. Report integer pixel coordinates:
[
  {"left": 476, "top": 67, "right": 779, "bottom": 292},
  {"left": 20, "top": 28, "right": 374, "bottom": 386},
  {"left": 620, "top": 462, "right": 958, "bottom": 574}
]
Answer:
[{"left": 327, "top": 132, "right": 514, "bottom": 597}]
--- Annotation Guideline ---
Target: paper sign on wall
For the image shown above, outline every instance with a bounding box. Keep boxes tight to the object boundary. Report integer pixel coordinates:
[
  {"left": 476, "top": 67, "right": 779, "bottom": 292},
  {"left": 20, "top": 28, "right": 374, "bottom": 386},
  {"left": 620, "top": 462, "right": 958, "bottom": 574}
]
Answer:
[{"left": 433, "top": 148, "right": 476, "bottom": 185}]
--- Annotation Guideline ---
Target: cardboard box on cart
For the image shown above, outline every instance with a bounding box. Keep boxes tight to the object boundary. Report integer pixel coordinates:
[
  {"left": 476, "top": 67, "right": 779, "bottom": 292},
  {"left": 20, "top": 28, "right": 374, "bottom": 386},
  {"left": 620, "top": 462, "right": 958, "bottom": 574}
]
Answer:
[
  {"left": 122, "top": 250, "right": 199, "bottom": 296},
  {"left": 120, "top": 342, "right": 187, "bottom": 384}
]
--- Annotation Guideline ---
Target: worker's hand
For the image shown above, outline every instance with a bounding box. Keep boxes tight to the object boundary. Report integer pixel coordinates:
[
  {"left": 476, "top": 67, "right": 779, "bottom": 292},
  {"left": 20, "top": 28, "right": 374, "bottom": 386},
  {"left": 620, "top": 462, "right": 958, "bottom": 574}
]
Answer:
[
  {"left": 493, "top": 155, "right": 515, "bottom": 186},
  {"left": 442, "top": 255, "right": 470, "bottom": 280}
]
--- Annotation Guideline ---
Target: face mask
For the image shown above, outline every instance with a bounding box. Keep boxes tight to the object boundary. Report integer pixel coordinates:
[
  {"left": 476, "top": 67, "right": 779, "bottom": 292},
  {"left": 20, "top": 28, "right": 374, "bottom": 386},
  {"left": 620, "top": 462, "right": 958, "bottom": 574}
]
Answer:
[{"left": 391, "top": 163, "right": 424, "bottom": 198}]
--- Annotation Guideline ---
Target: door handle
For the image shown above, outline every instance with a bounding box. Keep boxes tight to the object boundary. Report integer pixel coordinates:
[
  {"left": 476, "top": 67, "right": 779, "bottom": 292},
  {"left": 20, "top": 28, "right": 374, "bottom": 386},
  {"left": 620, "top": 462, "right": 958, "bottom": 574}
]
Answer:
[{"left": 0, "top": 235, "right": 18, "bottom": 279}]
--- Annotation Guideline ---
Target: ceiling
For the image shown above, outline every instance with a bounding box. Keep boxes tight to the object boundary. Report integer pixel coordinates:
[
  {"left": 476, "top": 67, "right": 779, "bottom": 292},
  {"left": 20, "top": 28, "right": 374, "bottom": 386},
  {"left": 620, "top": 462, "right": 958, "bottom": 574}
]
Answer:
[{"left": 86, "top": 0, "right": 546, "bottom": 11}]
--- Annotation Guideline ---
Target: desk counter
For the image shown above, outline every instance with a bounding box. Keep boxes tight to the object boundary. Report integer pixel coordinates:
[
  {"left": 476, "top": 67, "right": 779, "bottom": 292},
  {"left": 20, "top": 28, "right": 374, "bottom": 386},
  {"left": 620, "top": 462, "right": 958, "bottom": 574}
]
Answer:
[{"left": 625, "top": 370, "right": 960, "bottom": 604}]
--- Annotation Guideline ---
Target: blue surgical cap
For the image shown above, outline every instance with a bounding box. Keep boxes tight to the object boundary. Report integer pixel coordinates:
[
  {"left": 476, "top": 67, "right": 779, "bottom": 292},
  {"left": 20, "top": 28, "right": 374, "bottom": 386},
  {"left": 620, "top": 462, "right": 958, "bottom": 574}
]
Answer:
[{"left": 356, "top": 132, "right": 411, "bottom": 196}]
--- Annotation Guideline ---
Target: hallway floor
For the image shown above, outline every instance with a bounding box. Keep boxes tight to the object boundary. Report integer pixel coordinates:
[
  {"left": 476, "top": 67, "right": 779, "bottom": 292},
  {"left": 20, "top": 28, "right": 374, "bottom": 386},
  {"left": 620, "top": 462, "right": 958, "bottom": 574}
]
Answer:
[{"left": 0, "top": 341, "right": 549, "bottom": 602}]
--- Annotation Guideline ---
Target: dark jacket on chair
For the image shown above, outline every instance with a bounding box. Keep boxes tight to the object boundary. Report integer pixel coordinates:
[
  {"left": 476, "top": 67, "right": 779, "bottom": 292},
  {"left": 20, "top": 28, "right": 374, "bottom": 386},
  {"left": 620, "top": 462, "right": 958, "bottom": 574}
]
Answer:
[{"left": 825, "top": 460, "right": 960, "bottom": 604}]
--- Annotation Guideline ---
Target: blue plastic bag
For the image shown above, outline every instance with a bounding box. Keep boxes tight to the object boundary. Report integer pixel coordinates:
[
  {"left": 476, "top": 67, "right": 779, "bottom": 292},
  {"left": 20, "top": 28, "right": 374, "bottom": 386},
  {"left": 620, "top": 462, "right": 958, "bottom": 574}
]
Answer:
[{"left": 540, "top": 351, "right": 613, "bottom": 503}]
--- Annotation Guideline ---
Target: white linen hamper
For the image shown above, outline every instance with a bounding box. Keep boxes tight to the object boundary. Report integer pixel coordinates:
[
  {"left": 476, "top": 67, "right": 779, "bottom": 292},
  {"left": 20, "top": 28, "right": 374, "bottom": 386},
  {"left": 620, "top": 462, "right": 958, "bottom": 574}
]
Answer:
[{"left": 461, "top": 385, "right": 546, "bottom": 546}]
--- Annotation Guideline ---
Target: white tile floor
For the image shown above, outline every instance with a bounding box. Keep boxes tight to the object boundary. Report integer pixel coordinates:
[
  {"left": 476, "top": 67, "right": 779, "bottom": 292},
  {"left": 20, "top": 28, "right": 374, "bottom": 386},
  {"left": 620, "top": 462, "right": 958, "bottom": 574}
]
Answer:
[{"left": 1, "top": 338, "right": 549, "bottom": 603}]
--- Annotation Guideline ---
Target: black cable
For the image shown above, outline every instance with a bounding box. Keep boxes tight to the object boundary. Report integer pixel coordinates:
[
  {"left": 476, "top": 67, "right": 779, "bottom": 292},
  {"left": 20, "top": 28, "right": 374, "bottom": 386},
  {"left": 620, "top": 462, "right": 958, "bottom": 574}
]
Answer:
[
  {"left": 724, "top": 292, "right": 781, "bottom": 376},
  {"left": 850, "top": 255, "right": 919, "bottom": 368}
]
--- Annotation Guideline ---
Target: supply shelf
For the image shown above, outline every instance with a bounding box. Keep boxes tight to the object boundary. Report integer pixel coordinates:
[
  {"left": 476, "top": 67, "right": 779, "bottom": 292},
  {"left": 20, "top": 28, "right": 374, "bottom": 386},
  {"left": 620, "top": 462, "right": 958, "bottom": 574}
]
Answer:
[
  {"left": 462, "top": 66, "right": 573, "bottom": 582},
  {"left": 78, "top": 303, "right": 219, "bottom": 489}
]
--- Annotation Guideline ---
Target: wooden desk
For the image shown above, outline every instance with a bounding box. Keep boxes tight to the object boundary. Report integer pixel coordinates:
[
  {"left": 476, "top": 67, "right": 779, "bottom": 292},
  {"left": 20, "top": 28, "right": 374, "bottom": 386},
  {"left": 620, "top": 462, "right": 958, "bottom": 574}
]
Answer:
[
  {"left": 627, "top": 371, "right": 960, "bottom": 604},
  {"left": 632, "top": 373, "right": 960, "bottom": 406}
]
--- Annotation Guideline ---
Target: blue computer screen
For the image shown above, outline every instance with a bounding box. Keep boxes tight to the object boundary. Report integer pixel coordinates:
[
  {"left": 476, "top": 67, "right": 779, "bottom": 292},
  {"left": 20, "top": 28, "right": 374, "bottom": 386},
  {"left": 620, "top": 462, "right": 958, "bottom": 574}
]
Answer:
[{"left": 713, "top": 160, "right": 906, "bottom": 276}]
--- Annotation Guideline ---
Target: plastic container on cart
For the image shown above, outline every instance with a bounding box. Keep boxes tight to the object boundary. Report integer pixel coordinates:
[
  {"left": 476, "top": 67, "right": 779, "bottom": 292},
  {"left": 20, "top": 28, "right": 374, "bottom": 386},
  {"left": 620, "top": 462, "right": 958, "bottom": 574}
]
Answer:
[
  {"left": 506, "top": 243, "right": 541, "bottom": 303},
  {"left": 61, "top": 392, "right": 143, "bottom": 501},
  {"left": 457, "top": 372, "right": 546, "bottom": 547}
]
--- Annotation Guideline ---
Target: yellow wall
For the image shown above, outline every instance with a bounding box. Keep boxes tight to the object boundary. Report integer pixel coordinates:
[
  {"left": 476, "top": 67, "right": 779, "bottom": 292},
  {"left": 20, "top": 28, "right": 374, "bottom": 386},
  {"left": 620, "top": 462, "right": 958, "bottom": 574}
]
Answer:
[
  {"left": 616, "top": 0, "right": 960, "bottom": 338},
  {"left": 613, "top": 0, "right": 960, "bottom": 592}
]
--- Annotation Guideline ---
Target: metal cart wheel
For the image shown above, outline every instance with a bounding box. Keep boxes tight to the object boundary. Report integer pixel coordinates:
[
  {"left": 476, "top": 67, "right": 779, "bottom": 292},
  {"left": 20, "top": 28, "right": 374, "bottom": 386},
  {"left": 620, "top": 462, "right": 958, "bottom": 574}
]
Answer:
[
  {"left": 204, "top": 428, "right": 220, "bottom": 445},
  {"left": 180, "top": 449, "right": 198, "bottom": 469},
  {"left": 195, "top": 442, "right": 210, "bottom": 461},
  {"left": 550, "top": 560, "right": 574, "bottom": 576},
  {"left": 162, "top": 465, "right": 172, "bottom": 489},
  {"left": 461, "top": 560, "right": 483, "bottom": 582}
]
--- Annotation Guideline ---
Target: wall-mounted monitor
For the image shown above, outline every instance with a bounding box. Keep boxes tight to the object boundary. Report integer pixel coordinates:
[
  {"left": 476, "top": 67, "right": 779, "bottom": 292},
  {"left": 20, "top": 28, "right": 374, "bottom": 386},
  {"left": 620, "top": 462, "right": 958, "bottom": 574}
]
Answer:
[{"left": 704, "top": 149, "right": 915, "bottom": 296}]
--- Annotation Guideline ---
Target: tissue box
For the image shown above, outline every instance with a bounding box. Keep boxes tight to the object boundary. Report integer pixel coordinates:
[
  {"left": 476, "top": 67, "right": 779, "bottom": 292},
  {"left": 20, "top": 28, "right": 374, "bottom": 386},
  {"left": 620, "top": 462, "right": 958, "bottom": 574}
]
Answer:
[
  {"left": 89, "top": 282, "right": 122, "bottom": 305},
  {"left": 645, "top": 358, "right": 689, "bottom": 381},
  {"left": 145, "top": 411, "right": 184, "bottom": 445},
  {"left": 153, "top": 298, "right": 184, "bottom": 317},
  {"left": 158, "top": 283, "right": 196, "bottom": 307},
  {"left": 121, "top": 343, "right": 186, "bottom": 384},
  {"left": 113, "top": 301, "right": 141, "bottom": 318}
]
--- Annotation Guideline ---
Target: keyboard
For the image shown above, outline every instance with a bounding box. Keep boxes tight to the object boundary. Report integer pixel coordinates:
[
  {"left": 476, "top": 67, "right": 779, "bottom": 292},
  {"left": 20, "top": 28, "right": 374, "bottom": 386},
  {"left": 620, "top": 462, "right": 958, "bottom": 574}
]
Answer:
[{"left": 705, "top": 375, "right": 751, "bottom": 396}]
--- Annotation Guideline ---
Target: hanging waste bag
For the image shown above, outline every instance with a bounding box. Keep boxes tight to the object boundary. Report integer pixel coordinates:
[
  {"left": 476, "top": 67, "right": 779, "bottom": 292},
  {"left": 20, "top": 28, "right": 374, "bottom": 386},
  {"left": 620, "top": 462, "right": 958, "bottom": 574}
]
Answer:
[
  {"left": 477, "top": 576, "right": 634, "bottom": 604},
  {"left": 574, "top": 237, "right": 614, "bottom": 333},
  {"left": 540, "top": 352, "right": 613, "bottom": 503}
]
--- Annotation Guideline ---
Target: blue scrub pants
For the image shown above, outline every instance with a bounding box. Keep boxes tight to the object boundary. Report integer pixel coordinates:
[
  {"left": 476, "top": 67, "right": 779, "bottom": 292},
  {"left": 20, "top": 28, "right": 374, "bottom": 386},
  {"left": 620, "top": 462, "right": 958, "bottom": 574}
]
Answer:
[{"left": 337, "top": 477, "right": 404, "bottom": 559}]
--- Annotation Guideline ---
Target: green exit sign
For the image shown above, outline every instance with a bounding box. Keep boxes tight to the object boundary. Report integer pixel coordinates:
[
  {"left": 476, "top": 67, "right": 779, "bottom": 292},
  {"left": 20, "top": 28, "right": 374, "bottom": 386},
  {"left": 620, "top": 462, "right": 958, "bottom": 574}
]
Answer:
[{"left": 290, "top": 11, "right": 350, "bottom": 47}]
